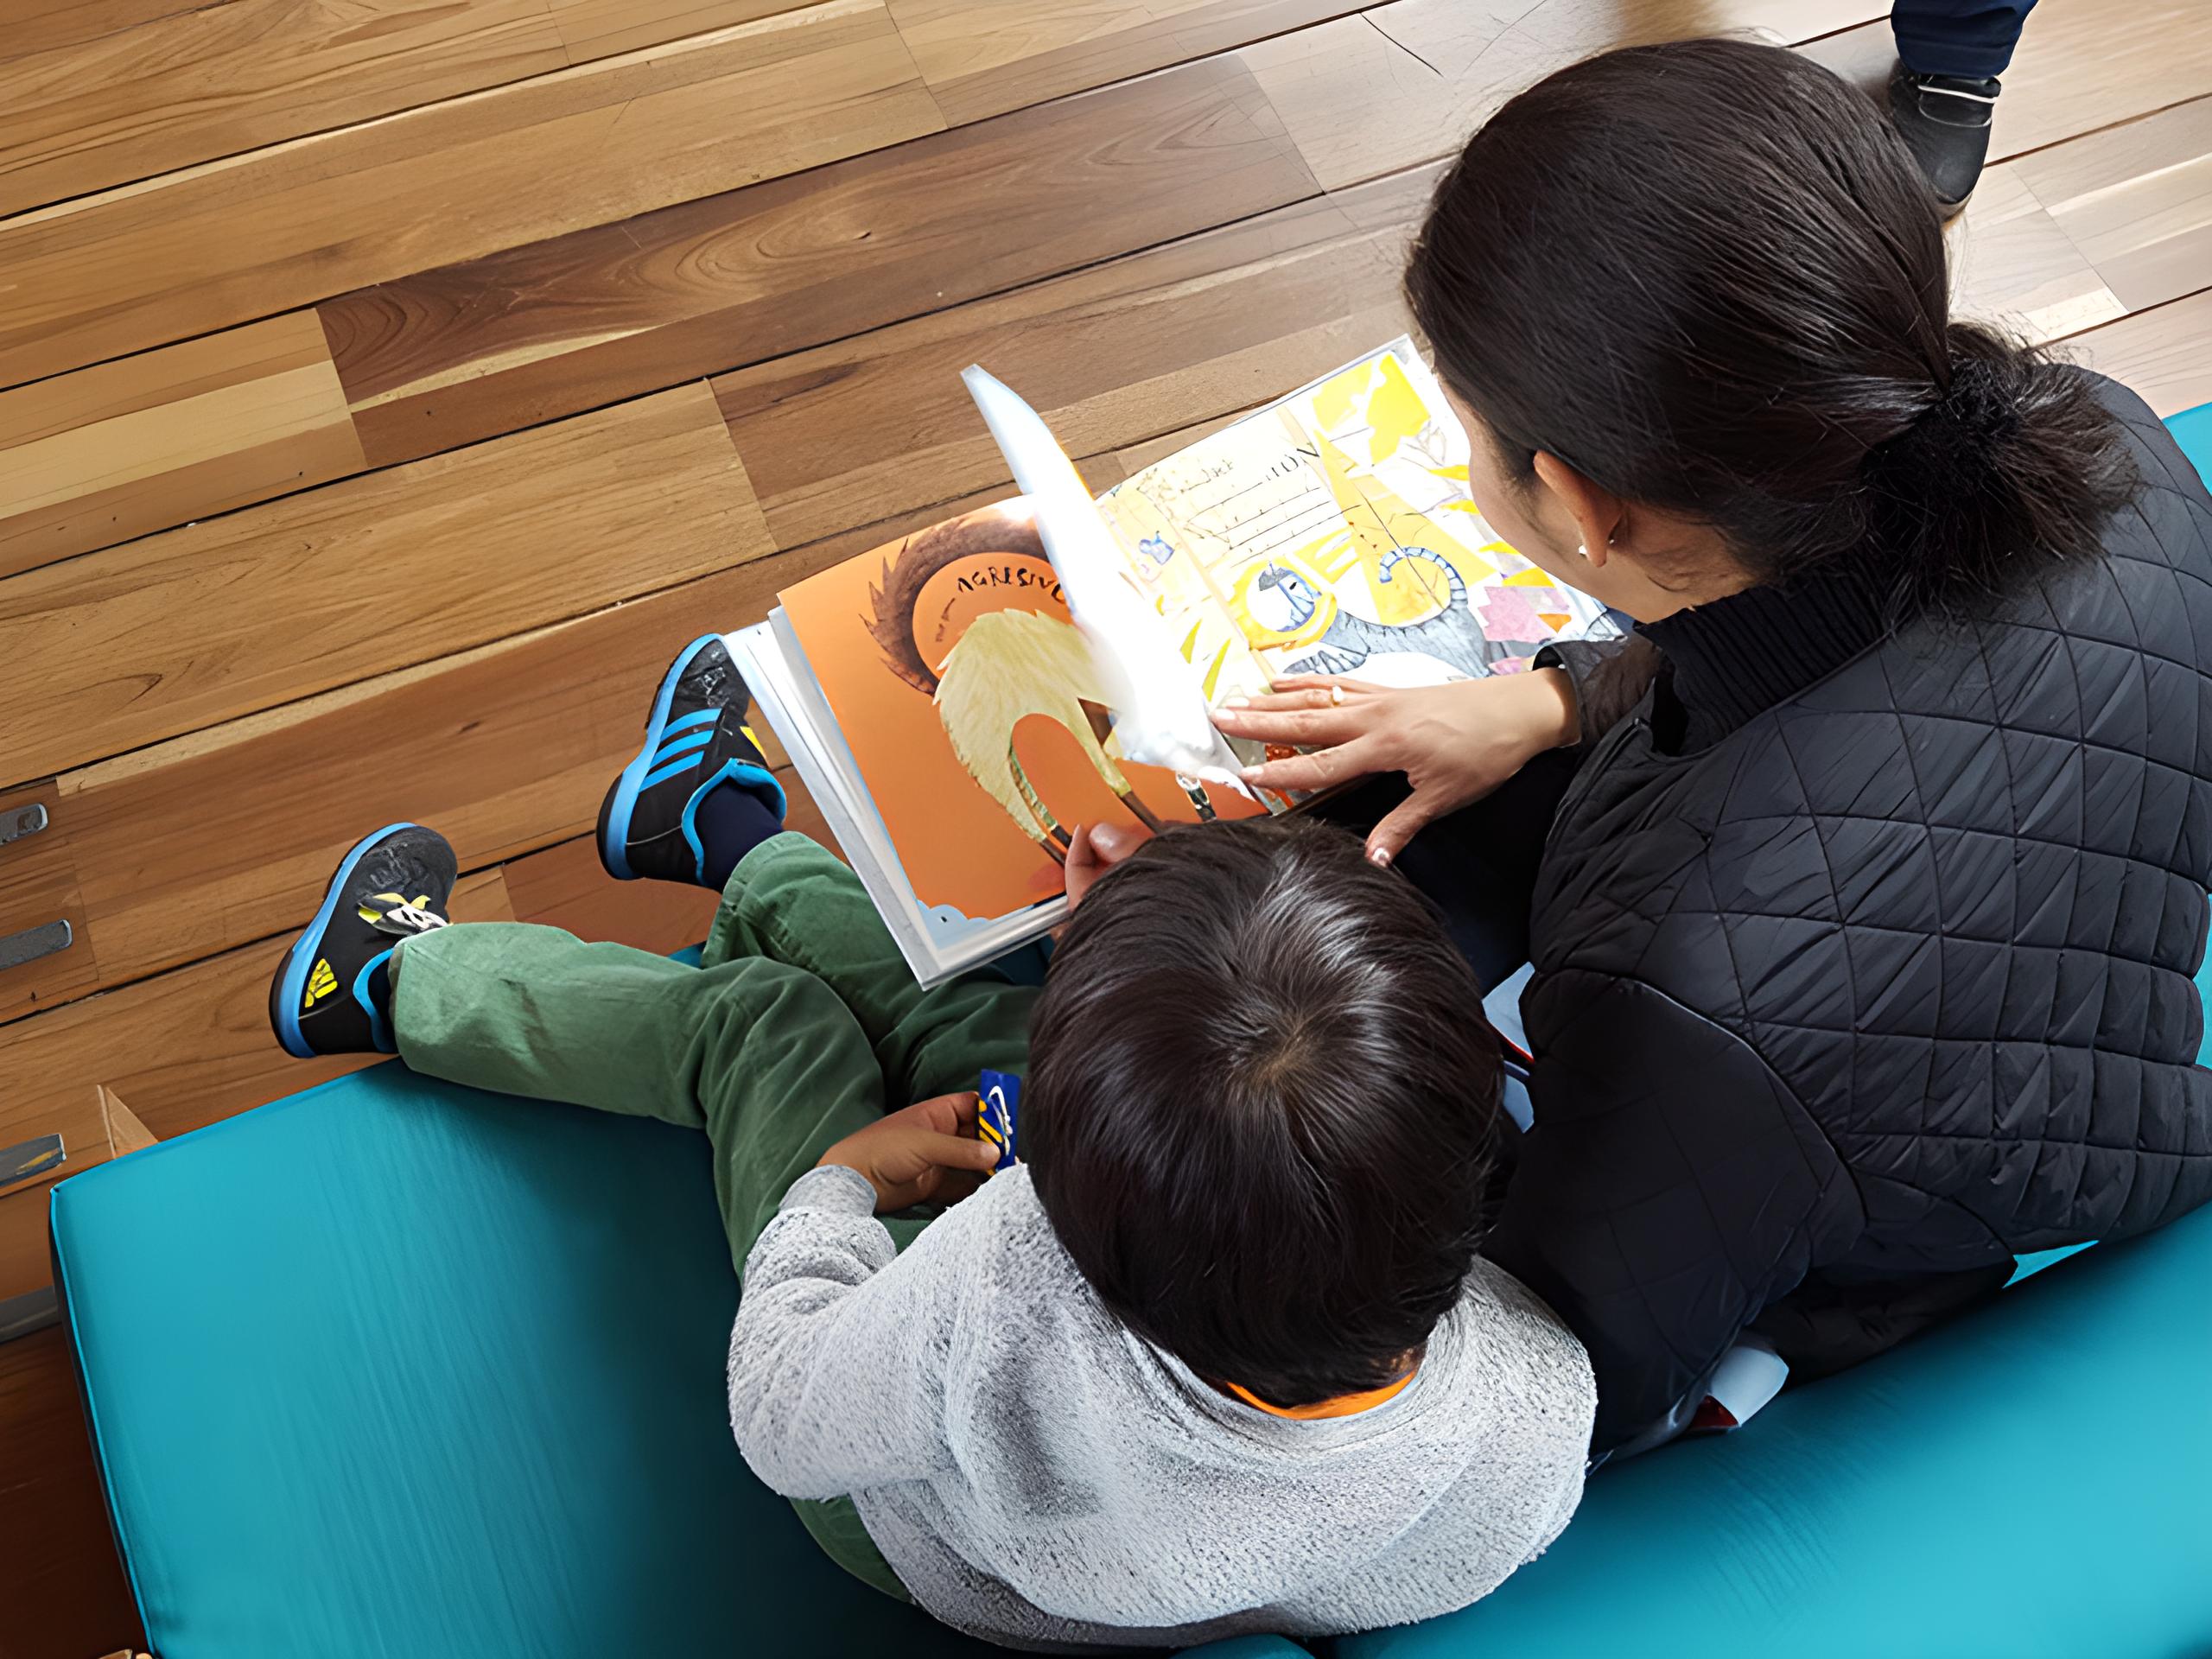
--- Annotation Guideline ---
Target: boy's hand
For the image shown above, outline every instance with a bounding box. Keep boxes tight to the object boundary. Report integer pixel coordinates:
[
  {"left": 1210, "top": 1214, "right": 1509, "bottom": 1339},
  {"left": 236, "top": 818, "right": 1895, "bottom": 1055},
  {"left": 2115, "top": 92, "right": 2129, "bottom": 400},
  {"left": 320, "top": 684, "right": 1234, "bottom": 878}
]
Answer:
[
  {"left": 818, "top": 1093, "right": 1001, "bottom": 1212},
  {"left": 1064, "top": 821, "right": 1148, "bottom": 914}
]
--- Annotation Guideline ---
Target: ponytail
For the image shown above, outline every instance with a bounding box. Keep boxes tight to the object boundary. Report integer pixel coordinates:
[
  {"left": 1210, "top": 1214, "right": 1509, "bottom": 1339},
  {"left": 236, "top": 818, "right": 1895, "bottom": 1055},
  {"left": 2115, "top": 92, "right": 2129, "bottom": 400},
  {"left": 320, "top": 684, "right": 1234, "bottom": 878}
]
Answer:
[
  {"left": 1405, "top": 39, "right": 2137, "bottom": 620},
  {"left": 1859, "top": 323, "right": 2138, "bottom": 614}
]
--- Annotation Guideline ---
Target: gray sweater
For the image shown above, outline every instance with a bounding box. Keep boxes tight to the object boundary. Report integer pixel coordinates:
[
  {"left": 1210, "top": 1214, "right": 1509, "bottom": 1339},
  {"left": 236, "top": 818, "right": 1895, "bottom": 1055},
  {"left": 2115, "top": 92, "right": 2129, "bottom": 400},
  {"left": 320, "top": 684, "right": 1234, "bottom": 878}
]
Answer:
[{"left": 728, "top": 1163, "right": 1595, "bottom": 1651}]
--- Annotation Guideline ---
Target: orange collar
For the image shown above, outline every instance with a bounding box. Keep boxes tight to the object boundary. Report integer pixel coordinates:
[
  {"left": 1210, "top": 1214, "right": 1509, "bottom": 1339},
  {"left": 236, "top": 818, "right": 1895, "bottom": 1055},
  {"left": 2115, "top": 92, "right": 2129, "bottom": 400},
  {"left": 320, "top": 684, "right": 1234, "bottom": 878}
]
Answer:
[{"left": 1224, "top": 1370, "right": 1417, "bottom": 1421}]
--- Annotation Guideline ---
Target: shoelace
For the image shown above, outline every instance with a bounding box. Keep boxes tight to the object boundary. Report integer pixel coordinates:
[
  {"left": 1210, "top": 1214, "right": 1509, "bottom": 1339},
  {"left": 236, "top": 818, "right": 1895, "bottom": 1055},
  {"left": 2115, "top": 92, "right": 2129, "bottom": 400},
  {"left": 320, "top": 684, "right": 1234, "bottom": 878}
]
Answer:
[{"left": 383, "top": 900, "right": 449, "bottom": 934}]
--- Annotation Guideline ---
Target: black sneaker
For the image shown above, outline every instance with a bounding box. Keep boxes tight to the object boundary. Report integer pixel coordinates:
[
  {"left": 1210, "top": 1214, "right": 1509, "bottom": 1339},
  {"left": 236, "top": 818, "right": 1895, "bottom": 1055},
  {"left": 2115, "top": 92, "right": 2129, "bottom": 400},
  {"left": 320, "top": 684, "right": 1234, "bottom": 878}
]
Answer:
[
  {"left": 597, "top": 633, "right": 785, "bottom": 885},
  {"left": 270, "top": 824, "right": 456, "bottom": 1058},
  {"left": 1888, "top": 64, "right": 1999, "bottom": 214}
]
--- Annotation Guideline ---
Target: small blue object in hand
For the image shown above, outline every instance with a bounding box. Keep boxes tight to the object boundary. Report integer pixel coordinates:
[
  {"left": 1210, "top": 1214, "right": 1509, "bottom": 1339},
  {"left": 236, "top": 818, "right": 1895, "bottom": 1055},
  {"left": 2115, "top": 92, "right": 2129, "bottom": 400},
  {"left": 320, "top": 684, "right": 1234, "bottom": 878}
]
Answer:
[{"left": 978, "top": 1071, "right": 1020, "bottom": 1172}]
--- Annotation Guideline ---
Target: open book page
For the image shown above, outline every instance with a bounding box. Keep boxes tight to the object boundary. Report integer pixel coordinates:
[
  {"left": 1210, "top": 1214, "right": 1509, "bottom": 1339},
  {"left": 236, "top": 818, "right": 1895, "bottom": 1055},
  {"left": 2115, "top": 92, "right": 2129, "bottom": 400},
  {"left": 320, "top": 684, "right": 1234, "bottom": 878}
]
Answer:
[
  {"left": 1097, "top": 339, "right": 1622, "bottom": 692},
  {"left": 774, "top": 501, "right": 1263, "bottom": 933}
]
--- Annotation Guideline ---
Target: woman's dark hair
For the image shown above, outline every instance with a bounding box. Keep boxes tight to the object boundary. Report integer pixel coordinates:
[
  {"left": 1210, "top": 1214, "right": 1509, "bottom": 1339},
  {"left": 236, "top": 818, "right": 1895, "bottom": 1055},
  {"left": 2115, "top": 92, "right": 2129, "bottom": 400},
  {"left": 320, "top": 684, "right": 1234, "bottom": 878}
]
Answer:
[
  {"left": 1405, "top": 38, "right": 2136, "bottom": 616},
  {"left": 1025, "top": 817, "right": 1500, "bottom": 1410}
]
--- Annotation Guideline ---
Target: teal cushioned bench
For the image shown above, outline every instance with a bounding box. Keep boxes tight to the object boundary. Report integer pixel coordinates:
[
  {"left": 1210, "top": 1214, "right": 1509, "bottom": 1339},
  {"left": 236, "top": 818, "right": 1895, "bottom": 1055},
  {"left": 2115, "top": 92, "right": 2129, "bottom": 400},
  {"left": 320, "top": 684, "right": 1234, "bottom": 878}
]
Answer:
[{"left": 52, "top": 405, "right": 2212, "bottom": 1658}]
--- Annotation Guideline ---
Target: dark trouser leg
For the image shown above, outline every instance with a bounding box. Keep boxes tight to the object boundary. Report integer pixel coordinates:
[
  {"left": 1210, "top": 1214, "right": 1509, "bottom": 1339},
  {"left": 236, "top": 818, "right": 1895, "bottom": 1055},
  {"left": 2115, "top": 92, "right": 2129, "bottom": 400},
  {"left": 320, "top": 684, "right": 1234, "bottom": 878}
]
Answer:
[
  {"left": 1891, "top": 0, "right": 2037, "bottom": 78},
  {"left": 1316, "top": 747, "right": 1579, "bottom": 992}
]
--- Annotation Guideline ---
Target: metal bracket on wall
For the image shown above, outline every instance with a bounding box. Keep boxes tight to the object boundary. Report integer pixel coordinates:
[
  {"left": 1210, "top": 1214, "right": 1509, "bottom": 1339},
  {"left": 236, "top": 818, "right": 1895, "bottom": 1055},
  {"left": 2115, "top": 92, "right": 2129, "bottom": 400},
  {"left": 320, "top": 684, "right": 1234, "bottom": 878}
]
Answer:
[
  {"left": 0, "top": 918, "right": 73, "bottom": 972},
  {"left": 1, "top": 802, "right": 48, "bottom": 849}
]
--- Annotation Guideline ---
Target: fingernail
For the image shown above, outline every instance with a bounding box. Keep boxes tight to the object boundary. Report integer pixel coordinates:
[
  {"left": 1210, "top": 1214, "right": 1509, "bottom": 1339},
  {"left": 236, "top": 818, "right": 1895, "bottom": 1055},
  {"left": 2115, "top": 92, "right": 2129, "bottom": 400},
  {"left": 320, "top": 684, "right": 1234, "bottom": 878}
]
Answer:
[
  {"left": 1223, "top": 696, "right": 1249, "bottom": 709},
  {"left": 1368, "top": 847, "right": 1392, "bottom": 867},
  {"left": 1240, "top": 766, "right": 1262, "bottom": 781}
]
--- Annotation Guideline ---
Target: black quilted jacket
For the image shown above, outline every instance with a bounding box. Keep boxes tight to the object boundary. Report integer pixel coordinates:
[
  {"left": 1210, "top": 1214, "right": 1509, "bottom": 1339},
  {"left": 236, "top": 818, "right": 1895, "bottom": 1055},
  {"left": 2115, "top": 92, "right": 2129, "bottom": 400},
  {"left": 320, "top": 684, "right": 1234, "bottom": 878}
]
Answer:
[{"left": 1487, "top": 379, "right": 2212, "bottom": 1453}]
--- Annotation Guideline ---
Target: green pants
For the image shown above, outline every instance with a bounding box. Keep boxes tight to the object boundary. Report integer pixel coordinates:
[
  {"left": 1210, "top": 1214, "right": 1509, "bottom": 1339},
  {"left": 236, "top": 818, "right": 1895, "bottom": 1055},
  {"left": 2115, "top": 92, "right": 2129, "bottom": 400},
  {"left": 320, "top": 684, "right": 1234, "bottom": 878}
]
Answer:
[{"left": 390, "top": 831, "right": 1038, "bottom": 1599}]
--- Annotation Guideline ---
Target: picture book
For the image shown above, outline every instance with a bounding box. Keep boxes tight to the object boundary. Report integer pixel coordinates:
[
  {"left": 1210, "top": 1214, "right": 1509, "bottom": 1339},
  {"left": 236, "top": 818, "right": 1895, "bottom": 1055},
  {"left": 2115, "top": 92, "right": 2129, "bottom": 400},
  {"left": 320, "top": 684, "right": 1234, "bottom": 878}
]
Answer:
[{"left": 728, "top": 337, "right": 1623, "bottom": 985}]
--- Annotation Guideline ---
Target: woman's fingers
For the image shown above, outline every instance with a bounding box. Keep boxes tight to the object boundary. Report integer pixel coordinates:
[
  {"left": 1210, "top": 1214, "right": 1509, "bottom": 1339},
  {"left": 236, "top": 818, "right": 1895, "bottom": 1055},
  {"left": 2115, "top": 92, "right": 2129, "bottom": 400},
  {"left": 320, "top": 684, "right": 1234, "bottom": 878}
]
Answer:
[
  {"left": 1266, "top": 675, "right": 1388, "bottom": 697},
  {"left": 1239, "top": 734, "right": 1386, "bottom": 793},
  {"left": 1365, "top": 785, "right": 1452, "bottom": 869},
  {"left": 1213, "top": 701, "right": 1370, "bottom": 747}
]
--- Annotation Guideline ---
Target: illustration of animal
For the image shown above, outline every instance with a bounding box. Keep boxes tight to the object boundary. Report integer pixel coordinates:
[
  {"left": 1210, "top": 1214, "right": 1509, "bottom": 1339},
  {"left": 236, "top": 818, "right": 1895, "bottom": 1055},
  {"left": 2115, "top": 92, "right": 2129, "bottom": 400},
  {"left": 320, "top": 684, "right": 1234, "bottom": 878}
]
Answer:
[
  {"left": 1259, "top": 548, "right": 1510, "bottom": 679},
  {"left": 865, "top": 512, "right": 1168, "bottom": 859}
]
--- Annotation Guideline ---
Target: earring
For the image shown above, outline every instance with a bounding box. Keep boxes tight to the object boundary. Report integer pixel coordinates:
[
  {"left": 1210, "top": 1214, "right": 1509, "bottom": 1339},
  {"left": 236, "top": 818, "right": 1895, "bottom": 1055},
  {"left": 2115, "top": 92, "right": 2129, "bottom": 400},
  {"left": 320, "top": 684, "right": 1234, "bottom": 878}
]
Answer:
[{"left": 1575, "top": 543, "right": 1590, "bottom": 560}]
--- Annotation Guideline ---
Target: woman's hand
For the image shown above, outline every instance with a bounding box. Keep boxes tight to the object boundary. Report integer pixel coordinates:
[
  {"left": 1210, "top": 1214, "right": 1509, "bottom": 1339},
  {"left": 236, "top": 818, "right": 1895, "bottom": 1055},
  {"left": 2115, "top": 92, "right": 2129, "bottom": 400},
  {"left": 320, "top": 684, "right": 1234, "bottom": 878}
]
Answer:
[
  {"left": 818, "top": 1092, "right": 1001, "bottom": 1212},
  {"left": 1212, "top": 668, "right": 1581, "bottom": 867},
  {"left": 1062, "top": 821, "right": 1149, "bottom": 914}
]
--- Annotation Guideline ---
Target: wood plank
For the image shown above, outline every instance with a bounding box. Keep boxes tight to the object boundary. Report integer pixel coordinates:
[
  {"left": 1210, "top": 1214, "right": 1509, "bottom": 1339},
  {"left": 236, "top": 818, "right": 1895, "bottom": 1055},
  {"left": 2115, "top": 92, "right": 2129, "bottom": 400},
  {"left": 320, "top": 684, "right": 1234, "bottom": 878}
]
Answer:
[
  {"left": 502, "top": 834, "right": 722, "bottom": 954},
  {"left": 0, "top": 0, "right": 944, "bottom": 392},
  {"left": 0, "top": 782, "right": 95, "bottom": 1025},
  {"left": 1948, "top": 163, "right": 2126, "bottom": 344},
  {"left": 322, "top": 54, "right": 1319, "bottom": 468},
  {"left": 713, "top": 171, "right": 1421, "bottom": 548},
  {"left": 0, "top": 311, "right": 363, "bottom": 580},
  {"left": 45, "top": 567, "right": 782, "bottom": 998},
  {"left": 0, "top": 1328, "right": 142, "bottom": 1659},
  {"left": 0, "top": 0, "right": 200, "bottom": 63},
  {"left": 0, "top": 0, "right": 566, "bottom": 219},
  {"left": 2011, "top": 93, "right": 2212, "bottom": 315},
  {"left": 0, "top": 383, "right": 767, "bottom": 790},
  {"left": 2065, "top": 290, "right": 2212, "bottom": 418},
  {"left": 887, "top": 0, "right": 1361, "bottom": 124},
  {"left": 33, "top": 461, "right": 1135, "bottom": 1011},
  {"left": 551, "top": 0, "right": 813, "bottom": 60},
  {"left": 1245, "top": 0, "right": 1887, "bottom": 189},
  {"left": 1800, "top": 0, "right": 2212, "bottom": 164}
]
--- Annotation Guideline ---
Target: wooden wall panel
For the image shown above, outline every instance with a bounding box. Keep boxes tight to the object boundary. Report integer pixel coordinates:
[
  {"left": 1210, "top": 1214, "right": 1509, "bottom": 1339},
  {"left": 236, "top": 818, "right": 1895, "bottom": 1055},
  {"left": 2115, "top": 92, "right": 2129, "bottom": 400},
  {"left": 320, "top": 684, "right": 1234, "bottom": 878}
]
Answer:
[
  {"left": 713, "top": 174, "right": 1423, "bottom": 548},
  {"left": 0, "top": 0, "right": 943, "bottom": 392},
  {"left": 0, "top": 384, "right": 766, "bottom": 790},
  {"left": 0, "top": 0, "right": 566, "bottom": 218},
  {"left": 0, "top": 783, "right": 94, "bottom": 1024},
  {"left": 0, "top": 1328, "right": 141, "bottom": 1659},
  {"left": 887, "top": 0, "right": 1361, "bottom": 124},
  {"left": 322, "top": 55, "right": 1319, "bottom": 468},
  {"left": 0, "top": 311, "right": 363, "bottom": 580},
  {"left": 0, "top": 869, "right": 511, "bottom": 1155}
]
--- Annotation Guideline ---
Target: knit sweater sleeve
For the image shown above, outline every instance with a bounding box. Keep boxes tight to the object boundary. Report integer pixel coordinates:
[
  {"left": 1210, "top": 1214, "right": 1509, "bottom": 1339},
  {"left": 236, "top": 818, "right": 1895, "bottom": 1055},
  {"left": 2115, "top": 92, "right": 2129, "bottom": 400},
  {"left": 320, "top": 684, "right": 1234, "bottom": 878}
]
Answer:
[{"left": 726, "top": 1163, "right": 971, "bottom": 1501}]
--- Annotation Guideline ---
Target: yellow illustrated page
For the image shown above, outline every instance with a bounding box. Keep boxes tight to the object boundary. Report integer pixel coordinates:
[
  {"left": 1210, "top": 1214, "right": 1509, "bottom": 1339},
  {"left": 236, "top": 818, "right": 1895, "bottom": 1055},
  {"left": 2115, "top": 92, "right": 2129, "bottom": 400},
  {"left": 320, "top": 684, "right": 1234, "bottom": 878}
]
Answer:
[
  {"left": 777, "top": 502, "right": 1262, "bottom": 925},
  {"left": 1097, "top": 340, "right": 1620, "bottom": 689}
]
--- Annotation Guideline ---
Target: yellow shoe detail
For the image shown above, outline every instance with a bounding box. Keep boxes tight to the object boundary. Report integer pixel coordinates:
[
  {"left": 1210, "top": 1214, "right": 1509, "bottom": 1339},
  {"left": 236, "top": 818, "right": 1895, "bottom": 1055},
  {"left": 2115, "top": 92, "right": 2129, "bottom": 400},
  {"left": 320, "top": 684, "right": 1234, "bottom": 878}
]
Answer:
[{"left": 303, "top": 958, "right": 339, "bottom": 1010}]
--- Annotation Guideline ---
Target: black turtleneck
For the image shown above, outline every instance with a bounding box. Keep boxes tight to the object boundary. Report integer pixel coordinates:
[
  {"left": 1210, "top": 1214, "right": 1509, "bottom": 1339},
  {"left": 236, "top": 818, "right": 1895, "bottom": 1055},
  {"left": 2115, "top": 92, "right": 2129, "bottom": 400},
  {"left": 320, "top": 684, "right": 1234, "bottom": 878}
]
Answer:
[{"left": 1637, "top": 561, "right": 1897, "bottom": 752}]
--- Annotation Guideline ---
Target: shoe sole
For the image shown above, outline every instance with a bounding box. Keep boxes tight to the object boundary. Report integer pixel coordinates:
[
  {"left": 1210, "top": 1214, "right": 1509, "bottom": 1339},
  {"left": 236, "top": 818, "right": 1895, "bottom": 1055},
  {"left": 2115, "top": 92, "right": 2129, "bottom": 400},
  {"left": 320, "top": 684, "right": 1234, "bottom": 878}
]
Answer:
[
  {"left": 270, "top": 822, "right": 419, "bottom": 1059},
  {"left": 600, "top": 632, "right": 723, "bottom": 881}
]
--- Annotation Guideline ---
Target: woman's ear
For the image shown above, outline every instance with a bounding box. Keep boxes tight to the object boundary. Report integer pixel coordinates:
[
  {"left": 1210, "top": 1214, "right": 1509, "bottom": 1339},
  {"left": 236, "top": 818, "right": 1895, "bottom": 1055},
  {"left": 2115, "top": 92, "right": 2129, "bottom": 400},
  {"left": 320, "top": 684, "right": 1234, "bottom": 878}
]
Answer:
[{"left": 1531, "top": 450, "right": 1627, "bottom": 569}]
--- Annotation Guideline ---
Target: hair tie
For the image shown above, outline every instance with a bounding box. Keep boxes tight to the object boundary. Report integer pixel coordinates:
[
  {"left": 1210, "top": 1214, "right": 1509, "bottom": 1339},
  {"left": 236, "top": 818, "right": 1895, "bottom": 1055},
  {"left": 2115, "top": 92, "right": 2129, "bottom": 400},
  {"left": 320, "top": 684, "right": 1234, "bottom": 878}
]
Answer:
[{"left": 1915, "top": 356, "right": 2013, "bottom": 448}]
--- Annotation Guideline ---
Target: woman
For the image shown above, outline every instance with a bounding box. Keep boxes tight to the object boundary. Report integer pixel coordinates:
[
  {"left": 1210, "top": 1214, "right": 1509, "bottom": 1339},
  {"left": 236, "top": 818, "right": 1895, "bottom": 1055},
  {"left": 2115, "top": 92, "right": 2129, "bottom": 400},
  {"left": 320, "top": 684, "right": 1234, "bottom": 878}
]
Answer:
[{"left": 1216, "top": 39, "right": 2212, "bottom": 1457}]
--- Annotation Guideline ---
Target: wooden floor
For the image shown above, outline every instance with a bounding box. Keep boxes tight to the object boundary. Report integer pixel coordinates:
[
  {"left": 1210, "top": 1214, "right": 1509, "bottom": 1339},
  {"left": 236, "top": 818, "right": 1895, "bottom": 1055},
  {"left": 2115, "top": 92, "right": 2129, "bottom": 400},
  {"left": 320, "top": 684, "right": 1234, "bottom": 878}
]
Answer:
[{"left": 2, "top": 0, "right": 2209, "bottom": 1650}]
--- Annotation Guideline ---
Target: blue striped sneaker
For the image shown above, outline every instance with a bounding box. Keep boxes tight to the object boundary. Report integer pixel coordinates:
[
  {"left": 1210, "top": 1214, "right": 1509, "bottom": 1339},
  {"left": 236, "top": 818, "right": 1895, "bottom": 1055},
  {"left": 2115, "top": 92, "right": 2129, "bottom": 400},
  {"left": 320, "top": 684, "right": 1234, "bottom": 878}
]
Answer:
[
  {"left": 597, "top": 634, "right": 785, "bottom": 885},
  {"left": 269, "top": 824, "right": 456, "bottom": 1058}
]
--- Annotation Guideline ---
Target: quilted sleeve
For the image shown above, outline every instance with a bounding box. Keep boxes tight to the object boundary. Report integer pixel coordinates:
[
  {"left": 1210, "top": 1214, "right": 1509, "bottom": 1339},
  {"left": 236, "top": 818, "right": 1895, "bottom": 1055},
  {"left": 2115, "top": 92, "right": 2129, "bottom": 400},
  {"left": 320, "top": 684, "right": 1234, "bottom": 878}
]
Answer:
[
  {"left": 1534, "top": 634, "right": 1663, "bottom": 747},
  {"left": 1486, "top": 969, "right": 1863, "bottom": 1455}
]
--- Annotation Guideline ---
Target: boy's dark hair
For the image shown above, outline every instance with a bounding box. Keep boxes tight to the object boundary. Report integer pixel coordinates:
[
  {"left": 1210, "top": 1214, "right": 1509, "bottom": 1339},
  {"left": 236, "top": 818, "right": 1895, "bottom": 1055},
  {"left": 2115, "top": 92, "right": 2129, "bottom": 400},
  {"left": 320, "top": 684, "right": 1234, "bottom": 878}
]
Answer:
[
  {"left": 1405, "top": 39, "right": 2136, "bottom": 620},
  {"left": 1025, "top": 817, "right": 1501, "bottom": 1410}
]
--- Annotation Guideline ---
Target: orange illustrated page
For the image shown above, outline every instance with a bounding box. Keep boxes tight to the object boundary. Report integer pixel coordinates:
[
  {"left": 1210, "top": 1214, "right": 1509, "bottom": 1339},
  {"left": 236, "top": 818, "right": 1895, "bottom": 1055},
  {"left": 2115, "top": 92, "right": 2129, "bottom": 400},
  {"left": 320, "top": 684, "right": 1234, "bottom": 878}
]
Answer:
[{"left": 778, "top": 502, "right": 1265, "bottom": 923}]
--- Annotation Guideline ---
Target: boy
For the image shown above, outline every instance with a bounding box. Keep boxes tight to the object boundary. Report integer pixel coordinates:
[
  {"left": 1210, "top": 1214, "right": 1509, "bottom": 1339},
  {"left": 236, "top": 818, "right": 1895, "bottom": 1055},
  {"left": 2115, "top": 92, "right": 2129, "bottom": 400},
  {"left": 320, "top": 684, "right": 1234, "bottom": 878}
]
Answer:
[{"left": 270, "top": 635, "right": 1593, "bottom": 1649}]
